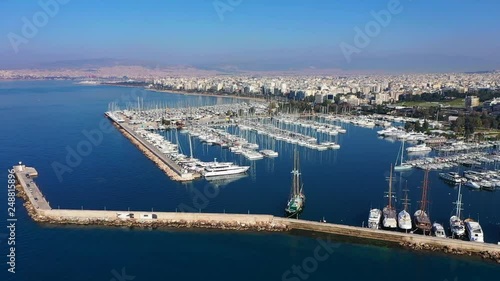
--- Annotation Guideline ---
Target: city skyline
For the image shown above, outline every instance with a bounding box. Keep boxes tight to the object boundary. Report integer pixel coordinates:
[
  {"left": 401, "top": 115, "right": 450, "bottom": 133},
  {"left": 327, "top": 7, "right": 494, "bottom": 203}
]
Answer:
[{"left": 1, "top": 0, "right": 500, "bottom": 73}]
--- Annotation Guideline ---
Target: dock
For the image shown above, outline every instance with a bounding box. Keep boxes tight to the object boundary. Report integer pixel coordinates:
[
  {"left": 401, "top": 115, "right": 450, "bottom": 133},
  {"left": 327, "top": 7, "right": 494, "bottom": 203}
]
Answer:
[
  {"left": 13, "top": 164, "right": 500, "bottom": 263},
  {"left": 105, "top": 112, "right": 196, "bottom": 181}
]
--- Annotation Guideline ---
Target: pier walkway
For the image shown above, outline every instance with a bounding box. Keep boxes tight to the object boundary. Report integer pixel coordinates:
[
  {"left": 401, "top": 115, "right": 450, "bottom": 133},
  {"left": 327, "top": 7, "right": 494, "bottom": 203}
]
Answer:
[
  {"left": 13, "top": 164, "right": 500, "bottom": 263},
  {"left": 105, "top": 112, "right": 195, "bottom": 181}
]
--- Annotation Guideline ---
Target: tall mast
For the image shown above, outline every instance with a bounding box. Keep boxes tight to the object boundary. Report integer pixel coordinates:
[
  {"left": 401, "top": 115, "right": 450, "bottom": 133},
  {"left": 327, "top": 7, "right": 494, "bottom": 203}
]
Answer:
[
  {"left": 400, "top": 139, "right": 405, "bottom": 165},
  {"left": 188, "top": 135, "right": 193, "bottom": 159},
  {"left": 388, "top": 164, "right": 393, "bottom": 209},
  {"left": 420, "top": 169, "right": 429, "bottom": 213},
  {"left": 403, "top": 181, "right": 410, "bottom": 212},
  {"left": 454, "top": 182, "right": 463, "bottom": 219}
]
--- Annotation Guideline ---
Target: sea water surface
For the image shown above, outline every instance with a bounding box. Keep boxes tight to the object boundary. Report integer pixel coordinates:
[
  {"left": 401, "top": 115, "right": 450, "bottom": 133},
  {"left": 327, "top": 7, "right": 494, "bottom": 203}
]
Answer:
[{"left": 0, "top": 80, "right": 499, "bottom": 281}]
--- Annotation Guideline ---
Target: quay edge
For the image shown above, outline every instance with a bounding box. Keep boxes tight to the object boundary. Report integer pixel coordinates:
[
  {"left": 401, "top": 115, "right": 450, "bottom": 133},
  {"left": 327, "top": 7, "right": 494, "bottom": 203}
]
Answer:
[{"left": 12, "top": 164, "right": 500, "bottom": 263}]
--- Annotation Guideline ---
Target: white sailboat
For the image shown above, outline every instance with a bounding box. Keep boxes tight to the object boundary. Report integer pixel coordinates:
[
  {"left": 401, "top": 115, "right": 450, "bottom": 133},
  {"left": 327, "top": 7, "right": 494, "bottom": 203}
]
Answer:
[
  {"left": 398, "top": 188, "right": 412, "bottom": 231},
  {"left": 450, "top": 182, "right": 465, "bottom": 238},
  {"left": 383, "top": 165, "right": 397, "bottom": 229},
  {"left": 394, "top": 139, "right": 412, "bottom": 171}
]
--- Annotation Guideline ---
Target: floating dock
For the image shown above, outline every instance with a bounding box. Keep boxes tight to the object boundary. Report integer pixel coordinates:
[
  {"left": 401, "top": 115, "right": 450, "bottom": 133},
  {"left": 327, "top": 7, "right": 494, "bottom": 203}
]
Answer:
[{"left": 13, "top": 164, "right": 500, "bottom": 263}]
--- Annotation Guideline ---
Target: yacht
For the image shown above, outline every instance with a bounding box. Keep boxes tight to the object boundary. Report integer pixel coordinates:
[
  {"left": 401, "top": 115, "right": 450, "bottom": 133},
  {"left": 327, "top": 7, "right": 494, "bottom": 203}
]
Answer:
[
  {"left": 368, "top": 208, "right": 382, "bottom": 229},
  {"left": 382, "top": 166, "right": 397, "bottom": 229},
  {"left": 464, "top": 180, "right": 480, "bottom": 189},
  {"left": 450, "top": 183, "right": 465, "bottom": 238},
  {"left": 259, "top": 149, "right": 279, "bottom": 157},
  {"left": 202, "top": 160, "right": 250, "bottom": 177},
  {"left": 406, "top": 143, "right": 432, "bottom": 153},
  {"left": 439, "top": 172, "right": 466, "bottom": 184},
  {"left": 432, "top": 223, "right": 447, "bottom": 238},
  {"left": 465, "top": 219, "right": 484, "bottom": 242}
]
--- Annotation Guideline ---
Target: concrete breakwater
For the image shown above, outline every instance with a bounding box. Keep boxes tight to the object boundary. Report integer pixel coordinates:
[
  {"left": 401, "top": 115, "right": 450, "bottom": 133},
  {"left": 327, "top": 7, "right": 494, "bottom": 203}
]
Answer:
[
  {"left": 110, "top": 120, "right": 197, "bottom": 182},
  {"left": 13, "top": 164, "right": 500, "bottom": 263}
]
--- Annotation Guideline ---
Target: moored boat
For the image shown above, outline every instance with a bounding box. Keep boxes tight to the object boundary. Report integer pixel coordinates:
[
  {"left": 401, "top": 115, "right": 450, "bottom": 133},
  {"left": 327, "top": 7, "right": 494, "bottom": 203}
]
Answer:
[
  {"left": 432, "top": 222, "right": 447, "bottom": 238},
  {"left": 394, "top": 139, "right": 413, "bottom": 171},
  {"left": 398, "top": 189, "right": 412, "bottom": 231},
  {"left": 285, "top": 149, "right": 305, "bottom": 216},
  {"left": 439, "top": 172, "right": 466, "bottom": 184},
  {"left": 382, "top": 165, "right": 397, "bottom": 229},
  {"left": 414, "top": 169, "right": 432, "bottom": 233},
  {"left": 450, "top": 183, "right": 465, "bottom": 238},
  {"left": 464, "top": 218, "right": 484, "bottom": 242},
  {"left": 368, "top": 208, "right": 382, "bottom": 229}
]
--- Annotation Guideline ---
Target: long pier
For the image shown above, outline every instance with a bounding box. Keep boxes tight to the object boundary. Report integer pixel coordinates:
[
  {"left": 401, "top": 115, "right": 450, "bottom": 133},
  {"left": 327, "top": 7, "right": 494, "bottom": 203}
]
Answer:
[
  {"left": 105, "top": 112, "right": 196, "bottom": 181},
  {"left": 13, "top": 164, "right": 500, "bottom": 263}
]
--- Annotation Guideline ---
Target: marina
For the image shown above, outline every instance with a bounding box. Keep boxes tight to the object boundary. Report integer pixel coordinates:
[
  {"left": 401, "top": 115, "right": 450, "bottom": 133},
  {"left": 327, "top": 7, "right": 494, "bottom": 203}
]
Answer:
[{"left": 4, "top": 81, "right": 500, "bottom": 281}]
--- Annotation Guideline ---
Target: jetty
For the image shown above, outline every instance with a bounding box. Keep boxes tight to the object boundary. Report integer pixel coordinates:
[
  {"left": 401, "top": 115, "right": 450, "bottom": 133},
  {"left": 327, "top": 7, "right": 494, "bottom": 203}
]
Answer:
[
  {"left": 105, "top": 112, "right": 197, "bottom": 181},
  {"left": 13, "top": 163, "right": 500, "bottom": 263}
]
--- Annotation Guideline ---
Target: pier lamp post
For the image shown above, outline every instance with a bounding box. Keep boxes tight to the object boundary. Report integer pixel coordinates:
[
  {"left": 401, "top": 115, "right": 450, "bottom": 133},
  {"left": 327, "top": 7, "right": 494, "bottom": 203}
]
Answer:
[{"left": 81, "top": 206, "right": 83, "bottom": 210}]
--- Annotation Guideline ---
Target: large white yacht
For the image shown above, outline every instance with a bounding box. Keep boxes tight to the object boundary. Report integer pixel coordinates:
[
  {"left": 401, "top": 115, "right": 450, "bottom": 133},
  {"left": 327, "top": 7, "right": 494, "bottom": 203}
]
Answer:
[
  {"left": 406, "top": 143, "right": 432, "bottom": 153},
  {"left": 465, "top": 219, "right": 484, "bottom": 243},
  {"left": 202, "top": 159, "right": 250, "bottom": 177},
  {"left": 439, "top": 172, "right": 466, "bottom": 184}
]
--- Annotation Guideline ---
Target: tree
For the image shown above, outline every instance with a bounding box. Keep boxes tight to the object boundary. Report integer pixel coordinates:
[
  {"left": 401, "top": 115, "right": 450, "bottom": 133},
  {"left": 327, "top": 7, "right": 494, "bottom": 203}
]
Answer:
[{"left": 422, "top": 120, "right": 429, "bottom": 131}]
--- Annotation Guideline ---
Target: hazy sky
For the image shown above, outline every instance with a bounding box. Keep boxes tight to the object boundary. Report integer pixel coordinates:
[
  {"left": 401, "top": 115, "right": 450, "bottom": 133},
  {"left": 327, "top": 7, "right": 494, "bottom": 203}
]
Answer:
[{"left": 1, "top": 0, "right": 499, "bottom": 72}]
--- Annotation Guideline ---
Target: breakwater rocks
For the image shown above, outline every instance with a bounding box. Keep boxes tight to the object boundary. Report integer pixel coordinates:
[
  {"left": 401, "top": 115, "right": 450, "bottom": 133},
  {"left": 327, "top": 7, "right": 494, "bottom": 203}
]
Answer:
[
  {"left": 400, "top": 241, "right": 500, "bottom": 263},
  {"left": 34, "top": 216, "right": 289, "bottom": 232}
]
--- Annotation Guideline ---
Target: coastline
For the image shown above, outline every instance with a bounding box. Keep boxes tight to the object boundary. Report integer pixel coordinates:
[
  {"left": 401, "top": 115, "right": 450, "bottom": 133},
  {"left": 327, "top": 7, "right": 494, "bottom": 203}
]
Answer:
[{"left": 101, "top": 83, "right": 267, "bottom": 103}]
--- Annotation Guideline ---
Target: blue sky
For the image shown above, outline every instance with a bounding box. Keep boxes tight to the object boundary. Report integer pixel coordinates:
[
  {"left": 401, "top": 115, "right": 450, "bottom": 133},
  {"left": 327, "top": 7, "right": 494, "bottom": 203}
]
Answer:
[{"left": 1, "top": 0, "right": 499, "bottom": 72}]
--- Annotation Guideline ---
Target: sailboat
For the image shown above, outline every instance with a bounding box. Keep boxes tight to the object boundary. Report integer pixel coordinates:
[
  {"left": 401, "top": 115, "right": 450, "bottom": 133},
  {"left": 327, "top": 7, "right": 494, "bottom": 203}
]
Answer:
[
  {"left": 394, "top": 139, "right": 412, "bottom": 171},
  {"left": 383, "top": 165, "right": 397, "bottom": 229},
  {"left": 285, "top": 149, "right": 305, "bottom": 216},
  {"left": 450, "top": 182, "right": 465, "bottom": 238},
  {"left": 414, "top": 169, "right": 432, "bottom": 234},
  {"left": 398, "top": 187, "right": 412, "bottom": 231}
]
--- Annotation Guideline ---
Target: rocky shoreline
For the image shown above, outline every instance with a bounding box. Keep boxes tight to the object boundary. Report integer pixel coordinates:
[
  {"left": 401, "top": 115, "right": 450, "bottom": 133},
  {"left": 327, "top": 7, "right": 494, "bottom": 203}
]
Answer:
[{"left": 400, "top": 241, "right": 500, "bottom": 264}]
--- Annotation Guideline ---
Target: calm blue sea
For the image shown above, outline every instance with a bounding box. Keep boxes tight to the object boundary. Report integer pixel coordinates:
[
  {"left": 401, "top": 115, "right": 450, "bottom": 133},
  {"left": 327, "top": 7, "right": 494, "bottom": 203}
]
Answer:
[{"left": 0, "top": 80, "right": 498, "bottom": 280}]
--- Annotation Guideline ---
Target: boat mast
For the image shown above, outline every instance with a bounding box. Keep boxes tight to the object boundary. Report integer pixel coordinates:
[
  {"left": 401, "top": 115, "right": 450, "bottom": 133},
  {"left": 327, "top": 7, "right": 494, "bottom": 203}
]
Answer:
[
  {"left": 403, "top": 181, "right": 410, "bottom": 212},
  {"left": 420, "top": 169, "right": 430, "bottom": 214},
  {"left": 400, "top": 139, "right": 405, "bottom": 166},
  {"left": 388, "top": 164, "right": 393, "bottom": 209},
  {"left": 454, "top": 182, "right": 463, "bottom": 219},
  {"left": 188, "top": 135, "right": 194, "bottom": 159}
]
